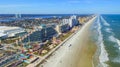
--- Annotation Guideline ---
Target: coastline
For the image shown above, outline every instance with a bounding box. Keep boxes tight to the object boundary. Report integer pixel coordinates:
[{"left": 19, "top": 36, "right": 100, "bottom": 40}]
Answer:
[
  {"left": 75, "top": 16, "right": 97, "bottom": 67},
  {"left": 39, "top": 16, "right": 97, "bottom": 67}
]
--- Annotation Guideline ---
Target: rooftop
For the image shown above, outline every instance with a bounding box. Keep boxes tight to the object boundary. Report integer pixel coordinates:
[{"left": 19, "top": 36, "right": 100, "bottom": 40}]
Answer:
[{"left": 0, "top": 26, "right": 21, "bottom": 31}]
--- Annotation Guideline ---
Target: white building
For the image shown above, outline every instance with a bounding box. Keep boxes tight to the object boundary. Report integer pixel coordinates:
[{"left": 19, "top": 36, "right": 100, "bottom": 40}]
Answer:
[
  {"left": 0, "top": 26, "right": 25, "bottom": 38},
  {"left": 61, "top": 15, "right": 77, "bottom": 28},
  {"left": 56, "top": 15, "right": 78, "bottom": 33}
]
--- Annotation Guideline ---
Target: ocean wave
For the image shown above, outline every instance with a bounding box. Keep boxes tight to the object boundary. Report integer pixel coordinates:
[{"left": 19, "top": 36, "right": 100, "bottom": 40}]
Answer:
[
  {"left": 105, "top": 28, "right": 112, "bottom": 33},
  {"left": 116, "top": 39, "right": 120, "bottom": 50},
  {"left": 112, "top": 57, "right": 120, "bottom": 63},
  {"left": 108, "top": 35, "right": 116, "bottom": 43},
  {"left": 108, "top": 35, "right": 120, "bottom": 50},
  {"left": 100, "top": 16, "right": 110, "bottom": 26},
  {"left": 97, "top": 16, "right": 109, "bottom": 67}
]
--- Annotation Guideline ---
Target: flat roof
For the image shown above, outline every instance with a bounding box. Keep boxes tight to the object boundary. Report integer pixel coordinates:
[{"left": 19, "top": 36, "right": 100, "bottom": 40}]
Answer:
[
  {"left": 0, "top": 33, "right": 7, "bottom": 37},
  {"left": 0, "top": 26, "right": 21, "bottom": 31}
]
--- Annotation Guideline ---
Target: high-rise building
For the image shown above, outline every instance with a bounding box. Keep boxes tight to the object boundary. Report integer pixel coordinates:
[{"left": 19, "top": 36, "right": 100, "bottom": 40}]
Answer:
[
  {"left": 15, "top": 14, "right": 21, "bottom": 18},
  {"left": 62, "top": 15, "right": 78, "bottom": 28},
  {"left": 22, "top": 25, "right": 57, "bottom": 43}
]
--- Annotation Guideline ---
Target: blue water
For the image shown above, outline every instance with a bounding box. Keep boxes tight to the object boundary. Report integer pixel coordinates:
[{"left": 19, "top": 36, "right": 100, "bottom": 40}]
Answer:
[{"left": 91, "top": 15, "right": 120, "bottom": 67}]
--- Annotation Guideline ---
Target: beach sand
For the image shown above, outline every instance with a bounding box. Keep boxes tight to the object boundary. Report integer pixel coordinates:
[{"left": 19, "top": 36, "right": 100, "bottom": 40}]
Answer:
[
  {"left": 76, "top": 28, "right": 97, "bottom": 67},
  {"left": 71, "top": 17, "right": 97, "bottom": 67},
  {"left": 40, "top": 16, "right": 97, "bottom": 67}
]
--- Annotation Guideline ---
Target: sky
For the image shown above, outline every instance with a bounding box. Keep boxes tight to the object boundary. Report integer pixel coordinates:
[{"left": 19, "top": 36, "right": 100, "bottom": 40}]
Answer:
[{"left": 0, "top": 0, "right": 120, "bottom": 14}]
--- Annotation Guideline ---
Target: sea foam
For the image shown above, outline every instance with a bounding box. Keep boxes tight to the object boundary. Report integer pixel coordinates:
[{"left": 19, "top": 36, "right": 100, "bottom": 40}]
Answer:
[
  {"left": 97, "top": 16, "right": 109, "bottom": 67},
  {"left": 105, "top": 28, "right": 112, "bottom": 33},
  {"left": 116, "top": 39, "right": 120, "bottom": 50},
  {"left": 112, "top": 57, "right": 120, "bottom": 63},
  {"left": 108, "top": 35, "right": 120, "bottom": 50},
  {"left": 100, "top": 16, "right": 110, "bottom": 26},
  {"left": 108, "top": 35, "right": 116, "bottom": 43}
]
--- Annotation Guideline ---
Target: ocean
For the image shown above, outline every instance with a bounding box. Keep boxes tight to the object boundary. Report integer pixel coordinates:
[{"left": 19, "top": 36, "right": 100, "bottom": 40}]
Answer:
[{"left": 91, "top": 14, "right": 120, "bottom": 67}]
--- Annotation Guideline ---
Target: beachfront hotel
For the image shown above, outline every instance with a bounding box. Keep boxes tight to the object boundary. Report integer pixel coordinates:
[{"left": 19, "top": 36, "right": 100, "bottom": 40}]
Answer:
[
  {"left": 22, "top": 24, "right": 57, "bottom": 43},
  {"left": 60, "top": 15, "right": 79, "bottom": 30}
]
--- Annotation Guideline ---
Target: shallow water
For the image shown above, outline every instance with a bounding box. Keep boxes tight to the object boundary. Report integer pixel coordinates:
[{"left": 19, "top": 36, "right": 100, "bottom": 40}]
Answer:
[{"left": 91, "top": 15, "right": 120, "bottom": 67}]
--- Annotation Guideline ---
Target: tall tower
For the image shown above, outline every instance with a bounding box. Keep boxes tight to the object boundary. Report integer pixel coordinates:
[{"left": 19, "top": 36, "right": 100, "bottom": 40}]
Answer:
[
  {"left": 15, "top": 14, "right": 18, "bottom": 18},
  {"left": 15, "top": 14, "right": 21, "bottom": 18},
  {"left": 19, "top": 14, "right": 21, "bottom": 18}
]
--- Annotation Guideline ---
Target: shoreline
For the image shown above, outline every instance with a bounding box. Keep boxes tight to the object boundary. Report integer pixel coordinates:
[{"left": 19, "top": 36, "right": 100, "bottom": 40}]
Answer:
[
  {"left": 39, "top": 16, "right": 97, "bottom": 67},
  {"left": 75, "top": 16, "right": 97, "bottom": 67}
]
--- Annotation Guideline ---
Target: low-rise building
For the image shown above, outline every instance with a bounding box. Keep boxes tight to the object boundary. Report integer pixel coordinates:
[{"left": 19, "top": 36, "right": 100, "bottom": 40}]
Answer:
[{"left": 0, "top": 26, "right": 25, "bottom": 39}]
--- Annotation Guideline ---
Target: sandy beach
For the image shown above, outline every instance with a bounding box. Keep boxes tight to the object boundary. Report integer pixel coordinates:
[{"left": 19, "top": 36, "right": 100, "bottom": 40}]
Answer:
[{"left": 40, "top": 16, "right": 97, "bottom": 67}]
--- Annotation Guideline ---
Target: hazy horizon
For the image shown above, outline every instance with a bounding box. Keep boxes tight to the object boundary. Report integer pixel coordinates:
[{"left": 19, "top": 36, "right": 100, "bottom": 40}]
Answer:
[{"left": 0, "top": 0, "right": 120, "bottom": 14}]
